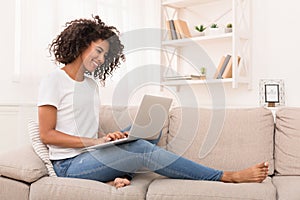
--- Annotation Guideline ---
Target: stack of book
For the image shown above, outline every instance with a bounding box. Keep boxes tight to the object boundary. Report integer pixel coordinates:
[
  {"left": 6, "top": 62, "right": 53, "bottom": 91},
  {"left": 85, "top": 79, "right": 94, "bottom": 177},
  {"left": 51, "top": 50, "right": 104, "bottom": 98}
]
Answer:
[
  {"left": 214, "top": 54, "right": 241, "bottom": 79},
  {"left": 164, "top": 75, "right": 201, "bottom": 81},
  {"left": 166, "top": 19, "right": 191, "bottom": 40}
]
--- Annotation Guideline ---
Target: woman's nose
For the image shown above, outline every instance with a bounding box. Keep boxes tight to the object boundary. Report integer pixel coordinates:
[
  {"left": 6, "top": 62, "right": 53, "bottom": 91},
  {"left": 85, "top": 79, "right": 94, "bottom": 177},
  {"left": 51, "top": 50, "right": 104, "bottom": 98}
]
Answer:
[{"left": 98, "top": 54, "right": 105, "bottom": 65}]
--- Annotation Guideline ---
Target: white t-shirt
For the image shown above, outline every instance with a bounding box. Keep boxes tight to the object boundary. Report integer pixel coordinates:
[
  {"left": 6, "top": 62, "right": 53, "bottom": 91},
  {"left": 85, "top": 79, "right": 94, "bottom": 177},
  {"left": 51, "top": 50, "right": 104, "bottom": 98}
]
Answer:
[{"left": 38, "top": 68, "right": 100, "bottom": 160}]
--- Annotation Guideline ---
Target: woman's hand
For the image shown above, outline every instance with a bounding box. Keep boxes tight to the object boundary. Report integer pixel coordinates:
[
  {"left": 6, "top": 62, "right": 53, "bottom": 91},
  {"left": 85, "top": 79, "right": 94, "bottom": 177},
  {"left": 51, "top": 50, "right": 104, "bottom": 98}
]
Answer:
[
  {"left": 89, "top": 131, "right": 128, "bottom": 146},
  {"left": 103, "top": 131, "right": 128, "bottom": 142}
]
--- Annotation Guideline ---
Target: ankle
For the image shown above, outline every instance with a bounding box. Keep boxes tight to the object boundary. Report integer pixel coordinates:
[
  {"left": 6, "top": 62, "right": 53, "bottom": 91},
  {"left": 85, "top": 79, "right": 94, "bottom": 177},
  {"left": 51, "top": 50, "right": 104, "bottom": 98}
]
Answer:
[{"left": 221, "top": 171, "right": 236, "bottom": 183}]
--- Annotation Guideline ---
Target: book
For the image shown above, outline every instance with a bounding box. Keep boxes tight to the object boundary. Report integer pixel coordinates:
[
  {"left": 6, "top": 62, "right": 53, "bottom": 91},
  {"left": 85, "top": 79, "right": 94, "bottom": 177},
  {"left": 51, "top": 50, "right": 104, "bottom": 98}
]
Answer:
[
  {"left": 173, "top": 19, "right": 191, "bottom": 39},
  {"left": 222, "top": 56, "right": 241, "bottom": 79},
  {"left": 173, "top": 20, "right": 182, "bottom": 39},
  {"left": 213, "top": 56, "right": 225, "bottom": 79},
  {"left": 221, "top": 57, "right": 232, "bottom": 79},
  {"left": 217, "top": 54, "right": 231, "bottom": 79},
  {"left": 169, "top": 20, "right": 178, "bottom": 40},
  {"left": 164, "top": 75, "right": 202, "bottom": 81},
  {"left": 165, "top": 20, "right": 172, "bottom": 40}
]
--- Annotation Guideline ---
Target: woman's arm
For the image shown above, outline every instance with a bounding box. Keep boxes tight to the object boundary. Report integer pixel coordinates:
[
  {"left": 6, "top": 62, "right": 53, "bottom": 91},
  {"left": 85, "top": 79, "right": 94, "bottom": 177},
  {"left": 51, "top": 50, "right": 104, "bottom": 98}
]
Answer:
[
  {"left": 38, "top": 105, "right": 104, "bottom": 148},
  {"left": 39, "top": 105, "right": 128, "bottom": 148}
]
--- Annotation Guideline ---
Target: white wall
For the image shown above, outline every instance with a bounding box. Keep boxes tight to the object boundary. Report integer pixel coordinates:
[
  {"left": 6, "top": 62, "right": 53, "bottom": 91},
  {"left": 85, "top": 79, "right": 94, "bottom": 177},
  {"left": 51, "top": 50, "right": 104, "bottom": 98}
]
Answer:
[
  {"left": 1, "top": 0, "right": 300, "bottom": 152},
  {"left": 262, "top": 0, "right": 300, "bottom": 106},
  {"left": 235, "top": 0, "right": 300, "bottom": 107}
]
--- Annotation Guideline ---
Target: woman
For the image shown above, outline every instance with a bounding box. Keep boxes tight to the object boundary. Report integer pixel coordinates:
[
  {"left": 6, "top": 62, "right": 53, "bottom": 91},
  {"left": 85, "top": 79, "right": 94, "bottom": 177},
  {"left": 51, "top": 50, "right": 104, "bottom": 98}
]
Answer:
[{"left": 38, "top": 16, "right": 269, "bottom": 189}]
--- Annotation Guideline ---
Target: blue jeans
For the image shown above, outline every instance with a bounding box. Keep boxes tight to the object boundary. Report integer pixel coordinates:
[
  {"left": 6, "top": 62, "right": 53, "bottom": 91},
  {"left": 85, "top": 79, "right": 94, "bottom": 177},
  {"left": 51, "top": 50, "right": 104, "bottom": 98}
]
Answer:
[{"left": 52, "top": 126, "right": 223, "bottom": 182}]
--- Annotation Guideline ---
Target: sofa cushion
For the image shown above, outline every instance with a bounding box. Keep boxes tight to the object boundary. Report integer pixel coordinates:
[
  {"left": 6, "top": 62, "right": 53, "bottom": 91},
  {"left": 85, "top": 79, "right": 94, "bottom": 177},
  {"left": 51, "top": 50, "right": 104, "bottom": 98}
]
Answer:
[
  {"left": 0, "top": 176, "right": 30, "bottom": 200},
  {"left": 30, "top": 172, "right": 161, "bottom": 200},
  {"left": 168, "top": 107, "right": 274, "bottom": 174},
  {"left": 146, "top": 177, "right": 276, "bottom": 200},
  {"left": 275, "top": 107, "right": 300, "bottom": 175},
  {"left": 28, "top": 120, "right": 57, "bottom": 177},
  {"left": 272, "top": 176, "right": 300, "bottom": 200},
  {"left": 0, "top": 145, "right": 47, "bottom": 183},
  {"left": 99, "top": 105, "right": 168, "bottom": 147}
]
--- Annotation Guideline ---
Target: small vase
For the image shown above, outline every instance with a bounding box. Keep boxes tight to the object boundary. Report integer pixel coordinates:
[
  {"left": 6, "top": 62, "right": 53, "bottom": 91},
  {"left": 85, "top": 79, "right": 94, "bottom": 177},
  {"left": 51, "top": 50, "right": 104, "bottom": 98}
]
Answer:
[
  {"left": 225, "top": 28, "right": 232, "bottom": 33},
  {"left": 194, "top": 31, "right": 205, "bottom": 37},
  {"left": 209, "top": 28, "right": 220, "bottom": 35}
]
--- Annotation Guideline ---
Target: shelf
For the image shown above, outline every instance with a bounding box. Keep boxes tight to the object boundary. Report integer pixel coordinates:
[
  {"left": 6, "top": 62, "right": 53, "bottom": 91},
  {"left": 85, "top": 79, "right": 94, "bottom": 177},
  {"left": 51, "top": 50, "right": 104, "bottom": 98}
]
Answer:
[
  {"left": 161, "top": 0, "right": 252, "bottom": 90},
  {"left": 162, "top": 78, "right": 233, "bottom": 86},
  {"left": 162, "top": 33, "right": 232, "bottom": 47},
  {"left": 162, "top": 0, "right": 221, "bottom": 8}
]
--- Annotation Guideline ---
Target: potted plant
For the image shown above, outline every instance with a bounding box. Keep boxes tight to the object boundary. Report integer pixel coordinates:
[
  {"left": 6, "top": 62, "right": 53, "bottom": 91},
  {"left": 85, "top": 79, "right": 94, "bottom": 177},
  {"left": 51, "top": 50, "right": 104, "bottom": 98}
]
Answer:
[
  {"left": 200, "top": 67, "right": 206, "bottom": 80},
  {"left": 225, "top": 23, "right": 232, "bottom": 33},
  {"left": 210, "top": 23, "right": 218, "bottom": 28},
  {"left": 209, "top": 23, "right": 220, "bottom": 35},
  {"left": 195, "top": 24, "right": 206, "bottom": 36}
]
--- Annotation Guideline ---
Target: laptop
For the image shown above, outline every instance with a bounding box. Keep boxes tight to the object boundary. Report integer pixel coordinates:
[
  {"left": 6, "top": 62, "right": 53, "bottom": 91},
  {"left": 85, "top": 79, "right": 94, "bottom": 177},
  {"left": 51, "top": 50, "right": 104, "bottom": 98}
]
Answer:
[{"left": 83, "top": 95, "right": 173, "bottom": 150}]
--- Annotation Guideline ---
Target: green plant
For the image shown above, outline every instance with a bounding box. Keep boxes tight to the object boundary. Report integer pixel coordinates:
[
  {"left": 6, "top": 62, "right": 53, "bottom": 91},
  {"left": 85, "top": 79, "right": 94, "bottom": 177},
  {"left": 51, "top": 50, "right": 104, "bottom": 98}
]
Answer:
[
  {"left": 200, "top": 67, "right": 206, "bottom": 75},
  {"left": 226, "top": 23, "right": 232, "bottom": 28},
  {"left": 210, "top": 23, "right": 218, "bottom": 28},
  {"left": 195, "top": 25, "right": 206, "bottom": 32}
]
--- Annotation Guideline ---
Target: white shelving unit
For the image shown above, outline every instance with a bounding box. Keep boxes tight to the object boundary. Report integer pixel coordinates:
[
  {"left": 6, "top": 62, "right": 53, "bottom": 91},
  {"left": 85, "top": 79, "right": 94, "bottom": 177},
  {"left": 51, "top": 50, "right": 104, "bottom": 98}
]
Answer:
[
  {"left": 160, "top": 0, "right": 252, "bottom": 90},
  {"left": 162, "top": 33, "right": 233, "bottom": 47},
  {"left": 163, "top": 78, "right": 233, "bottom": 86}
]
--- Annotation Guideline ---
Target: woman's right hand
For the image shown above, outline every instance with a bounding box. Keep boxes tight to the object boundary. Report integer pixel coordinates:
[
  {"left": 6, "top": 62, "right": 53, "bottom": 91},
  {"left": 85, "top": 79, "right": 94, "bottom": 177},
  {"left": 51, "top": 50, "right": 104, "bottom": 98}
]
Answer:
[
  {"left": 103, "top": 131, "right": 128, "bottom": 142},
  {"left": 90, "top": 131, "right": 128, "bottom": 147}
]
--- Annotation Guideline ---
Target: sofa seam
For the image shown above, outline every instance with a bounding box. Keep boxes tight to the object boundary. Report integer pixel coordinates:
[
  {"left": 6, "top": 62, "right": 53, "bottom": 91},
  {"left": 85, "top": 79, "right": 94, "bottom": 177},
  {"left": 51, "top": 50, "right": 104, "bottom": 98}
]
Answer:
[{"left": 145, "top": 176, "right": 163, "bottom": 199}]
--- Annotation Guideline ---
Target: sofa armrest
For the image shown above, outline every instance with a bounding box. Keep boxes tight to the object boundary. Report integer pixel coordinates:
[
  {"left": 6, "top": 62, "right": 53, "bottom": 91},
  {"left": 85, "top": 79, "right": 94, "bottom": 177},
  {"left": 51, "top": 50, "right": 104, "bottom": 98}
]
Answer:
[{"left": 0, "top": 145, "right": 48, "bottom": 183}]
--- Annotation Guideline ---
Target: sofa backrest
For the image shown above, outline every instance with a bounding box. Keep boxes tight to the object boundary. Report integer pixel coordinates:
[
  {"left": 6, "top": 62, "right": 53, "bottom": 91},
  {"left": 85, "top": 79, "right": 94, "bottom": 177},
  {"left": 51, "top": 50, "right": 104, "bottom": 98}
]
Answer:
[
  {"left": 167, "top": 107, "right": 275, "bottom": 174},
  {"left": 99, "top": 105, "right": 169, "bottom": 147},
  {"left": 275, "top": 107, "right": 300, "bottom": 175}
]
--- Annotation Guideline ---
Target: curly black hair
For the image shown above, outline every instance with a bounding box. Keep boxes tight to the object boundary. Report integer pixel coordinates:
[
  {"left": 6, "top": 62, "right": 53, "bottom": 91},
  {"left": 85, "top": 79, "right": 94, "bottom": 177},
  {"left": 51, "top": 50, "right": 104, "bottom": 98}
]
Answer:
[{"left": 49, "top": 15, "right": 125, "bottom": 82}]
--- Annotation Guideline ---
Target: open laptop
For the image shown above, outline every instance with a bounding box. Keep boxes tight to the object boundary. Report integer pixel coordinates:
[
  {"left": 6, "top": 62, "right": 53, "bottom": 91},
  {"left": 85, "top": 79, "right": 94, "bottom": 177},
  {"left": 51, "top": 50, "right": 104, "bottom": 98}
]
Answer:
[{"left": 83, "top": 95, "right": 173, "bottom": 150}]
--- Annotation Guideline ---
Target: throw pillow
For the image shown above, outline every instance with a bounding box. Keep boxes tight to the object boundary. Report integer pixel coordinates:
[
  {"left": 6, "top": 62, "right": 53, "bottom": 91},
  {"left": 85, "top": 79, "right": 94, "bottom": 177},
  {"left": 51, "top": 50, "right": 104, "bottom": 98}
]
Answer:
[
  {"left": 0, "top": 145, "right": 48, "bottom": 183},
  {"left": 28, "top": 120, "right": 57, "bottom": 177}
]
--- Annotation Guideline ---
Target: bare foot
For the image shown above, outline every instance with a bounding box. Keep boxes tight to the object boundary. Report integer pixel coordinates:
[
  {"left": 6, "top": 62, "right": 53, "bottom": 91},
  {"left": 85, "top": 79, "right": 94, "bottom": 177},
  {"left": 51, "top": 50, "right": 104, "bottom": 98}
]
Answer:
[
  {"left": 107, "top": 177, "right": 131, "bottom": 188},
  {"left": 221, "top": 162, "right": 269, "bottom": 183}
]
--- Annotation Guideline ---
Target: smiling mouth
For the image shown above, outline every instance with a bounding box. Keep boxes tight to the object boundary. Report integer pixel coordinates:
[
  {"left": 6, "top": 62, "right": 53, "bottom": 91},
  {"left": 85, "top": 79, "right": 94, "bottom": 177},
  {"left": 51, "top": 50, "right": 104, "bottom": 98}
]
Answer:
[{"left": 92, "top": 61, "right": 100, "bottom": 67}]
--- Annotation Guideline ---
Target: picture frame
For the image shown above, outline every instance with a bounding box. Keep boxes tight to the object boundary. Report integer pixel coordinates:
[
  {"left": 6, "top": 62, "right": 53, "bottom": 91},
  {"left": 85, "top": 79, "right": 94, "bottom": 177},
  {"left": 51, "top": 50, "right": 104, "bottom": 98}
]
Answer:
[
  {"left": 259, "top": 79, "right": 285, "bottom": 107},
  {"left": 265, "top": 84, "right": 279, "bottom": 103}
]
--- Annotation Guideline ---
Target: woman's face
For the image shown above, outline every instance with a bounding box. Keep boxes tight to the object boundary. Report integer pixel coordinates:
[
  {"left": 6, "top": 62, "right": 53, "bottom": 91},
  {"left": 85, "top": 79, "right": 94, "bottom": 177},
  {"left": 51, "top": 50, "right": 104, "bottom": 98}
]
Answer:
[{"left": 81, "top": 39, "right": 110, "bottom": 72}]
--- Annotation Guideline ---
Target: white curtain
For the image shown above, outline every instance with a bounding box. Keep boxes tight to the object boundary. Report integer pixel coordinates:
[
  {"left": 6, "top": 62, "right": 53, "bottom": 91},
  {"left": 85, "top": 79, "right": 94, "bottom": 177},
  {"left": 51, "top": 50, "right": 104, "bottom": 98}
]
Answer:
[{"left": 0, "top": 0, "right": 160, "bottom": 151}]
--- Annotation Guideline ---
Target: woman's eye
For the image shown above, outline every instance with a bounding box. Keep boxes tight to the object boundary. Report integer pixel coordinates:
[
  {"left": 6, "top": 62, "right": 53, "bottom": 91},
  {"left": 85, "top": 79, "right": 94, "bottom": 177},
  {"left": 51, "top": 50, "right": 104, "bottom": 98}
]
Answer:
[{"left": 96, "top": 49, "right": 102, "bottom": 53}]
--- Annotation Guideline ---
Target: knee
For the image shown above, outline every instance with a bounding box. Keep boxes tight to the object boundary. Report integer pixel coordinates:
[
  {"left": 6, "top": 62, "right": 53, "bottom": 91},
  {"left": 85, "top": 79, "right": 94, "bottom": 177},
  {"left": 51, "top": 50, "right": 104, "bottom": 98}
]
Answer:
[
  {"left": 133, "top": 139, "right": 156, "bottom": 152},
  {"left": 134, "top": 139, "right": 153, "bottom": 147}
]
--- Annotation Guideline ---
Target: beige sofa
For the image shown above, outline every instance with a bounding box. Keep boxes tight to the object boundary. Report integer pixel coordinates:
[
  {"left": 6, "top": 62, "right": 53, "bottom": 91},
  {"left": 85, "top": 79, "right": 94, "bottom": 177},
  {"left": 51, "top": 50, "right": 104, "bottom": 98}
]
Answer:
[{"left": 0, "top": 106, "right": 300, "bottom": 200}]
